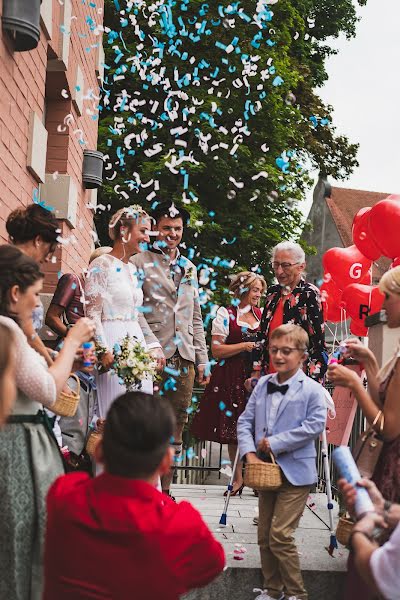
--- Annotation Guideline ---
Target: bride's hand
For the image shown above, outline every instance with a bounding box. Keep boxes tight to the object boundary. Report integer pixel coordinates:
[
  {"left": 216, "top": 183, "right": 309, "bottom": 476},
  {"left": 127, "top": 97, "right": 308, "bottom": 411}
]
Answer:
[
  {"left": 100, "top": 351, "right": 115, "bottom": 372},
  {"left": 150, "top": 347, "right": 166, "bottom": 373}
]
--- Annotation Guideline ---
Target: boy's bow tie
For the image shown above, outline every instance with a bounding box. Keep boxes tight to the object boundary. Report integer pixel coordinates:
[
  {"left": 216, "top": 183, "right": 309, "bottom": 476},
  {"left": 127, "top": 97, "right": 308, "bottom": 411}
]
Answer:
[{"left": 267, "top": 381, "right": 289, "bottom": 395}]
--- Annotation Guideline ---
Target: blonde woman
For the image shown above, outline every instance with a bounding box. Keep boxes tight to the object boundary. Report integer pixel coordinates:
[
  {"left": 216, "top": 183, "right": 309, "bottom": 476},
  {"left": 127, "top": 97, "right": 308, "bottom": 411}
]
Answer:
[
  {"left": 191, "top": 271, "right": 266, "bottom": 495},
  {"left": 85, "top": 206, "right": 164, "bottom": 417}
]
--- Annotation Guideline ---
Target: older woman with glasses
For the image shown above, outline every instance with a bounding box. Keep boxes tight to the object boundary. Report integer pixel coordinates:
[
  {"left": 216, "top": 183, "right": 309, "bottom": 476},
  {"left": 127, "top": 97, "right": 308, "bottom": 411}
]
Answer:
[{"left": 260, "top": 241, "right": 327, "bottom": 382}]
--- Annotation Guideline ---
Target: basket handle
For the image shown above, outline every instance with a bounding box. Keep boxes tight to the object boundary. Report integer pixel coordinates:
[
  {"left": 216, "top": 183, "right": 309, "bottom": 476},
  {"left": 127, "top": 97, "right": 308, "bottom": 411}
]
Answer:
[
  {"left": 268, "top": 451, "right": 277, "bottom": 465},
  {"left": 67, "top": 373, "right": 81, "bottom": 395}
]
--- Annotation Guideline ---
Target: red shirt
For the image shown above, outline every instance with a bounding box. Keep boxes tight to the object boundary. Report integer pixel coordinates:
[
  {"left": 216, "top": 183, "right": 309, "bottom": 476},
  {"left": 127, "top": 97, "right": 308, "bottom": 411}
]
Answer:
[{"left": 44, "top": 473, "right": 225, "bottom": 600}]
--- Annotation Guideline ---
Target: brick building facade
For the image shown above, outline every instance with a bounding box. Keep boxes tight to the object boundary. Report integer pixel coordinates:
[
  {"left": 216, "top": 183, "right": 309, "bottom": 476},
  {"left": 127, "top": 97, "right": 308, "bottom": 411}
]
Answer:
[{"left": 0, "top": 0, "right": 104, "bottom": 294}]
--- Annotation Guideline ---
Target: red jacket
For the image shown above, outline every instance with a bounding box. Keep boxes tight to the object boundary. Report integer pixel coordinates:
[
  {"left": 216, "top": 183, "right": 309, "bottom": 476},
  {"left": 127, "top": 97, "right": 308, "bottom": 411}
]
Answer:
[{"left": 44, "top": 472, "right": 225, "bottom": 600}]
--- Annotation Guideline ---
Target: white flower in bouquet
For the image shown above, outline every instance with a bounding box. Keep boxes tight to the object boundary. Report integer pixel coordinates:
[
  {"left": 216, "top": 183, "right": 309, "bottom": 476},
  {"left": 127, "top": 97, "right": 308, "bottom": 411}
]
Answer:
[{"left": 113, "top": 335, "right": 157, "bottom": 390}]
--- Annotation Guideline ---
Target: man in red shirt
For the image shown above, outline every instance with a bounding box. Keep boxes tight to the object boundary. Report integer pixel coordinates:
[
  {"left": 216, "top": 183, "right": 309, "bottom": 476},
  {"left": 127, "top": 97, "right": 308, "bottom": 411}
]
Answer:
[{"left": 44, "top": 392, "right": 225, "bottom": 600}]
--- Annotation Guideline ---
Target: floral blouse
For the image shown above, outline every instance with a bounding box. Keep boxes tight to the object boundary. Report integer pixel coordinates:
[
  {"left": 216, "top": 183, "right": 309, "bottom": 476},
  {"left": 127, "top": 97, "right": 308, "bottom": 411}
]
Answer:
[{"left": 260, "top": 279, "right": 328, "bottom": 382}]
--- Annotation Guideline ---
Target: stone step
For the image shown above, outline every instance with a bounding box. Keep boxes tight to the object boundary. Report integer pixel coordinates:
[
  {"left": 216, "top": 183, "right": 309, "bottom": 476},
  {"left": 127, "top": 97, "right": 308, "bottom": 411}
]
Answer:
[
  {"left": 182, "top": 569, "right": 345, "bottom": 600},
  {"left": 173, "top": 485, "right": 348, "bottom": 600}
]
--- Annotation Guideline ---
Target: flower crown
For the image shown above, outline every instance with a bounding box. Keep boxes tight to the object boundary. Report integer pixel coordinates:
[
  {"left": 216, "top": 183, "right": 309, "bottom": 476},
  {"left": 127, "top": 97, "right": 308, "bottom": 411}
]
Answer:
[{"left": 108, "top": 205, "right": 150, "bottom": 240}]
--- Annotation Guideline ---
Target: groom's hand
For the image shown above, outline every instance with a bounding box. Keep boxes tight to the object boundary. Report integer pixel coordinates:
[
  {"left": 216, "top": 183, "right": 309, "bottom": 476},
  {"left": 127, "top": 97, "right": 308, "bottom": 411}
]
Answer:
[
  {"left": 197, "top": 364, "right": 210, "bottom": 386},
  {"left": 150, "top": 348, "right": 166, "bottom": 372}
]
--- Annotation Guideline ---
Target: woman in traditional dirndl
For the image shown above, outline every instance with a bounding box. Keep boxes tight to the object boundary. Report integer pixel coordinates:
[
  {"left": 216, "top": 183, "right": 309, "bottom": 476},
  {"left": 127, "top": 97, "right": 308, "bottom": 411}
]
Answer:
[{"left": 191, "top": 271, "right": 266, "bottom": 494}]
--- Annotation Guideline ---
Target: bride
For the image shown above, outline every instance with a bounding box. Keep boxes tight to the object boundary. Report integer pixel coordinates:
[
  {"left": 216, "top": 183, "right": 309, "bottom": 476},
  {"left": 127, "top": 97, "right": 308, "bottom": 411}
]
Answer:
[{"left": 85, "top": 205, "right": 164, "bottom": 418}]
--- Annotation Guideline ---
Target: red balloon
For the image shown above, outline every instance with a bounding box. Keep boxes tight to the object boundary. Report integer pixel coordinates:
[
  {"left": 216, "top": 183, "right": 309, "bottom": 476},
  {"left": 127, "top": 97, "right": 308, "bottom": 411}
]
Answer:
[
  {"left": 342, "top": 284, "right": 384, "bottom": 321},
  {"left": 359, "top": 270, "right": 372, "bottom": 285},
  {"left": 322, "top": 245, "right": 372, "bottom": 290},
  {"left": 352, "top": 207, "right": 381, "bottom": 261},
  {"left": 369, "top": 195, "right": 400, "bottom": 259},
  {"left": 320, "top": 278, "right": 345, "bottom": 322},
  {"left": 391, "top": 257, "right": 400, "bottom": 268},
  {"left": 350, "top": 318, "right": 368, "bottom": 337}
]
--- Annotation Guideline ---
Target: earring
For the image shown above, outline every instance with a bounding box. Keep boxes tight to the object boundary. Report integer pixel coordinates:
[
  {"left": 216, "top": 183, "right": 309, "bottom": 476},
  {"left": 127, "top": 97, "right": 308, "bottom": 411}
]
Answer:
[{"left": 121, "top": 229, "right": 131, "bottom": 244}]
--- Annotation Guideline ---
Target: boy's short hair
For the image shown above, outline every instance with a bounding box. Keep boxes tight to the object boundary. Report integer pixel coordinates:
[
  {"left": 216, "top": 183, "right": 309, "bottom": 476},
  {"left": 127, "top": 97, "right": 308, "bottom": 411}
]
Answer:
[
  {"left": 269, "top": 323, "right": 309, "bottom": 350},
  {"left": 102, "top": 392, "right": 176, "bottom": 478}
]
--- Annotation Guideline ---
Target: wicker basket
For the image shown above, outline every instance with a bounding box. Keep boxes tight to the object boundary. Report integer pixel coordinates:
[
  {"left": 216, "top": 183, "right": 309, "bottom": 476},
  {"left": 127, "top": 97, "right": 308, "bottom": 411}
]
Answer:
[
  {"left": 244, "top": 454, "right": 283, "bottom": 491},
  {"left": 336, "top": 515, "right": 354, "bottom": 546},
  {"left": 86, "top": 431, "right": 102, "bottom": 456},
  {"left": 52, "top": 374, "right": 80, "bottom": 417}
]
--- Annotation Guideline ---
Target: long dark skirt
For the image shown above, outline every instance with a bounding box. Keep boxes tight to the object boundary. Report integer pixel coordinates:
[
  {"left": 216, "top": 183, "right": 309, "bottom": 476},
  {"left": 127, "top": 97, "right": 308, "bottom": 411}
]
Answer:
[{"left": 0, "top": 423, "right": 64, "bottom": 600}]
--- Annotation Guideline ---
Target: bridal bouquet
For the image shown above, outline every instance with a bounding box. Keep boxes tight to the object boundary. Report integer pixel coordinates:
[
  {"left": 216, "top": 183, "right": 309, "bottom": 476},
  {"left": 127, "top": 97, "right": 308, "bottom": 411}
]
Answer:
[{"left": 113, "top": 335, "right": 157, "bottom": 390}]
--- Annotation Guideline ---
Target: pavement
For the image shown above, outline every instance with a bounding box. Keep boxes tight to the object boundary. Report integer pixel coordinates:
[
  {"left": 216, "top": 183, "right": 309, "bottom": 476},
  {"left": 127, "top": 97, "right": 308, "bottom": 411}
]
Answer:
[{"left": 173, "top": 484, "right": 348, "bottom": 600}]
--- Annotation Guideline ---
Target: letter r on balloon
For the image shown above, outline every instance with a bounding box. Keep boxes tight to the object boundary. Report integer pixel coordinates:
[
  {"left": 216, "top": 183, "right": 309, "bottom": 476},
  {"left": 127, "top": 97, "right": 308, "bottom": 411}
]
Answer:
[{"left": 359, "top": 304, "right": 370, "bottom": 320}]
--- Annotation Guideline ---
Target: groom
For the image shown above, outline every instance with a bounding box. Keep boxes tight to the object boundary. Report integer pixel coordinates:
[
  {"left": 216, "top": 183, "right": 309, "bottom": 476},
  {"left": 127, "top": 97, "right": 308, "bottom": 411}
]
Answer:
[{"left": 131, "top": 201, "right": 209, "bottom": 498}]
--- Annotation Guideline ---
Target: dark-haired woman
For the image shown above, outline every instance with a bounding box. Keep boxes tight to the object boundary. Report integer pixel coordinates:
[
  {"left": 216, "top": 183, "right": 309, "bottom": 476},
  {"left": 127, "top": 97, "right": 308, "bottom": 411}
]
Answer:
[
  {"left": 6, "top": 204, "right": 60, "bottom": 366},
  {"left": 0, "top": 245, "right": 96, "bottom": 600}
]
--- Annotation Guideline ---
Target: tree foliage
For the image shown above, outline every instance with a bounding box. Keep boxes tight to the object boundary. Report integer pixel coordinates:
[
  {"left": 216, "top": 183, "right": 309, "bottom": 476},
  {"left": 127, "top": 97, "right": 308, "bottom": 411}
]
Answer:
[{"left": 97, "top": 0, "right": 365, "bottom": 284}]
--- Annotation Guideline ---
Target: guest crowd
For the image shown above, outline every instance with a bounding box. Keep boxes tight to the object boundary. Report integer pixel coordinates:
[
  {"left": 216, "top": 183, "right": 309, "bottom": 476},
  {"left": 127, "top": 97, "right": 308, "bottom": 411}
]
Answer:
[{"left": 0, "top": 200, "right": 399, "bottom": 600}]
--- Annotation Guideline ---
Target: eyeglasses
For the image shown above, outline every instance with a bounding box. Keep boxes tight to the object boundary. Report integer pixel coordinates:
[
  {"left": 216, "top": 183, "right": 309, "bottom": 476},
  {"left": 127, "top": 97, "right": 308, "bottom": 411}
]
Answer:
[
  {"left": 270, "top": 261, "right": 300, "bottom": 272},
  {"left": 269, "top": 346, "right": 304, "bottom": 356}
]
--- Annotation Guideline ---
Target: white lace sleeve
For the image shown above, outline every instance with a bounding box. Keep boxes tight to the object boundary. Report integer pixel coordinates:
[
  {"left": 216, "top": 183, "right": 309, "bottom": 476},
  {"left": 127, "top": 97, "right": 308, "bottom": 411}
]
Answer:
[
  {"left": 211, "top": 306, "right": 230, "bottom": 340},
  {"left": 0, "top": 317, "right": 56, "bottom": 407},
  {"left": 84, "top": 256, "right": 109, "bottom": 349}
]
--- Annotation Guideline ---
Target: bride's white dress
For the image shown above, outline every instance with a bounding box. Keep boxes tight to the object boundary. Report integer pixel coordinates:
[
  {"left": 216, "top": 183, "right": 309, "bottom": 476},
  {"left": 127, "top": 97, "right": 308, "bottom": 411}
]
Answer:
[{"left": 85, "top": 254, "right": 154, "bottom": 418}]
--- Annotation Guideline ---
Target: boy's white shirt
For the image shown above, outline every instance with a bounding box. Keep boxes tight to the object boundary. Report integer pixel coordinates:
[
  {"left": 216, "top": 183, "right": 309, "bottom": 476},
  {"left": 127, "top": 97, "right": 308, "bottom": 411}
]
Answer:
[{"left": 267, "top": 369, "right": 302, "bottom": 435}]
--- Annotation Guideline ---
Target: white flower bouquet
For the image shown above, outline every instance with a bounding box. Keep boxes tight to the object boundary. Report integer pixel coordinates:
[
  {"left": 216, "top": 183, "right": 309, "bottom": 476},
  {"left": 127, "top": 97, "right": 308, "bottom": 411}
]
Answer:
[{"left": 113, "top": 335, "right": 157, "bottom": 390}]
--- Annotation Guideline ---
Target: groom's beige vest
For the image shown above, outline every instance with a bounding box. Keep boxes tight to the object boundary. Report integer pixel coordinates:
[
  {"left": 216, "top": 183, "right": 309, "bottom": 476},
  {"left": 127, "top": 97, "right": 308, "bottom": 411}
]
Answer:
[{"left": 130, "top": 251, "right": 208, "bottom": 364}]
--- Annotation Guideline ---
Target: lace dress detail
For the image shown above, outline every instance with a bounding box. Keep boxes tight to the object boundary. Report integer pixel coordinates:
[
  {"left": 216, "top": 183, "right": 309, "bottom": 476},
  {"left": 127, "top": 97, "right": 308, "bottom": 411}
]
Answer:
[
  {"left": 85, "top": 255, "right": 144, "bottom": 349},
  {"left": 84, "top": 254, "right": 153, "bottom": 416},
  {"left": 0, "top": 316, "right": 56, "bottom": 409}
]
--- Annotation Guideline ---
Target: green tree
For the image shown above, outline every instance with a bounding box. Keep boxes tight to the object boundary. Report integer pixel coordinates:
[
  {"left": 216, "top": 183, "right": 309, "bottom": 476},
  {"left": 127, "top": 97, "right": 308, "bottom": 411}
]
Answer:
[{"left": 97, "top": 0, "right": 364, "bottom": 283}]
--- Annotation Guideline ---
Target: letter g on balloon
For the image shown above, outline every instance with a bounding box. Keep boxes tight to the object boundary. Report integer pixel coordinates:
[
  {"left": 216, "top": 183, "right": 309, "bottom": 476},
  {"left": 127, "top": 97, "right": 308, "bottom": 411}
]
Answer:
[{"left": 322, "top": 245, "right": 372, "bottom": 290}]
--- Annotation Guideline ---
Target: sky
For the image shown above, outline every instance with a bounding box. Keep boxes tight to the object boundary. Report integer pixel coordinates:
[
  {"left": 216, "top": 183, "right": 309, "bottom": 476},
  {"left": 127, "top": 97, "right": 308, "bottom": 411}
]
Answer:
[{"left": 304, "top": 0, "right": 400, "bottom": 216}]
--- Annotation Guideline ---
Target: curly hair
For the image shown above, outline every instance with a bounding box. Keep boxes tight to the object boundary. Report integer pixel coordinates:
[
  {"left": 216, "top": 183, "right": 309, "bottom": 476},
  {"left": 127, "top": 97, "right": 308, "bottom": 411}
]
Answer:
[
  {"left": 6, "top": 204, "right": 59, "bottom": 246},
  {"left": 0, "top": 245, "right": 44, "bottom": 318}
]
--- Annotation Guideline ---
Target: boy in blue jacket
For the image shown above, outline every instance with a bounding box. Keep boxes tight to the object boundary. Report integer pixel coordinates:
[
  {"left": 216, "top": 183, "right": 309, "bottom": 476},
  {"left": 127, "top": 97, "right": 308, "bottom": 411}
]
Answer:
[{"left": 238, "top": 324, "right": 326, "bottom": 600}]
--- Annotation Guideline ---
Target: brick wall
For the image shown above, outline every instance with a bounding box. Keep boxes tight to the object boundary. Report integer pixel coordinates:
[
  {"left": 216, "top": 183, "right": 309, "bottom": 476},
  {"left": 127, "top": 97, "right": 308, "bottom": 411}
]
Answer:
[{"left": 0, "top": 0, "right": 104, "bottom": 292}]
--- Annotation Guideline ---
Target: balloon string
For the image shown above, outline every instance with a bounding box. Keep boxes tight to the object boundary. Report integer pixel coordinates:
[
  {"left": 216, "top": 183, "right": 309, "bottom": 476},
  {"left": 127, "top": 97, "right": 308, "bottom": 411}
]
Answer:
[
  {"left": 368, "top": 269, "right": 373, "bottom": 312},
  {"left": 343, "top": 308, "right": 349, "bottom": 339},
  {"left": 325, "top": 322, "right": 339, "bottom": 359}
]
